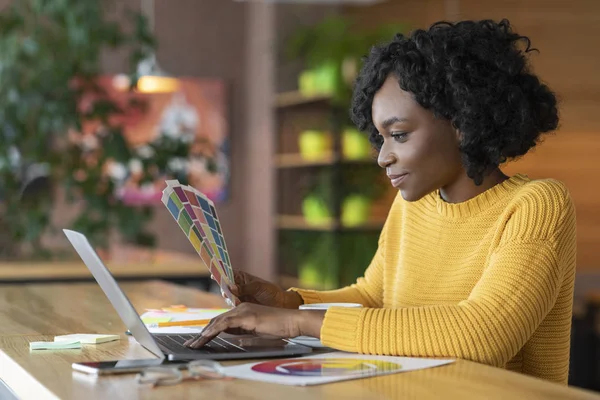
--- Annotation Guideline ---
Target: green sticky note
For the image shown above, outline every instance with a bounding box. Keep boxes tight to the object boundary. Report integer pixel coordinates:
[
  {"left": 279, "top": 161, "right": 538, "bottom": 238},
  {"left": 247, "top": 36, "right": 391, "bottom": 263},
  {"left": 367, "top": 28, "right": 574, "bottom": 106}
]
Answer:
[
  {"left": 141, "top": 317, "right": 173, "bottom": 324},
  {"left": 54, "top": 334, "right": 120, "bottom": 344},
  {"left": 30, "top": 340, "right": 81, "bottom": 350}
]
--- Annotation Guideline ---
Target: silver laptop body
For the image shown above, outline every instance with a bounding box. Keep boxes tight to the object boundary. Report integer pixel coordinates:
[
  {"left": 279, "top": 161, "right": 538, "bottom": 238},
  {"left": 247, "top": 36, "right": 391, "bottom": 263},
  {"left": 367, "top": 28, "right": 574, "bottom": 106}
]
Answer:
[{"left": 63, "top": 229, "right": 312, "bottom": 361}]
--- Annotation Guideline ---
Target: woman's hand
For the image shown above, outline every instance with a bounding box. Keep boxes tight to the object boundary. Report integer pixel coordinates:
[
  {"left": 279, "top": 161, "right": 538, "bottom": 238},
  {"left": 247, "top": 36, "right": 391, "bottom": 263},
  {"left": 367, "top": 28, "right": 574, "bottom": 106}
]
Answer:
[
  {"left": 226, "top": 270, "right": 303, "bottom": 309},
  {"left": 184, "top": 303, "right": 325, "bottom": 349}
]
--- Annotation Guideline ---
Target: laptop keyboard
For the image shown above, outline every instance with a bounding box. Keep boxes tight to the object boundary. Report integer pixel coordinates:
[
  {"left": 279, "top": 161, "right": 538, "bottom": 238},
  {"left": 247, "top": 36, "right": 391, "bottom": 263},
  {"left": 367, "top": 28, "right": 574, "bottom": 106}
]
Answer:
[{"left": 154, "top": 334, "right": 247, "bottom": 354}]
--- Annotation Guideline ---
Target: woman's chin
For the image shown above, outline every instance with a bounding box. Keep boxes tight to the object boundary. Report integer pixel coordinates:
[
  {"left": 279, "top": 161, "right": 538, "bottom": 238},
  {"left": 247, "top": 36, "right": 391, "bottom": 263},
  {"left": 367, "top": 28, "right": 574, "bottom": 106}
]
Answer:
[{"left": 399, "top": 188, "right": 425, "bottom": 202}]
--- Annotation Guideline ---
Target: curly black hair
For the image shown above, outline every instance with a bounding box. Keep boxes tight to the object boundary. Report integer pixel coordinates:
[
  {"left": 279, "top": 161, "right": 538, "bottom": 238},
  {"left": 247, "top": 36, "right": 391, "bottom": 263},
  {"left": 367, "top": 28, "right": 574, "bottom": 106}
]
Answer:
[{"left": 350, "top": 19, "right": 558, "bottom": 185}]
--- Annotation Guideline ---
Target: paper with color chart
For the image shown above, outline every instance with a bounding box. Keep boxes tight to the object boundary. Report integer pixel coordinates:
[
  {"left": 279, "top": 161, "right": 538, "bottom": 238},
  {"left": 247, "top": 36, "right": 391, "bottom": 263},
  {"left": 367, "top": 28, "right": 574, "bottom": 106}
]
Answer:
[
  {"left": 140, "top": 307, "right": 229, "bottom": 334},
  {"left": 161, "top": 180, "right": 239, "bottom": 306},
  {"left": 222, "top": 352, "right": 455, "bottom": 386}
]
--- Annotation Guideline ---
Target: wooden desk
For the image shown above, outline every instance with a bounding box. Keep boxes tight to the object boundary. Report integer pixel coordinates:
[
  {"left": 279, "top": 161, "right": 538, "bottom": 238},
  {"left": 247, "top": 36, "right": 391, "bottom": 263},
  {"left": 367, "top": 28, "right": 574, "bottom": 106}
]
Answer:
[
  {"left": 0, "top": 281, "right": 223, "bottom": 336},
  {"left": 0, "top": 282, "right": 599, "bottom": 400}
]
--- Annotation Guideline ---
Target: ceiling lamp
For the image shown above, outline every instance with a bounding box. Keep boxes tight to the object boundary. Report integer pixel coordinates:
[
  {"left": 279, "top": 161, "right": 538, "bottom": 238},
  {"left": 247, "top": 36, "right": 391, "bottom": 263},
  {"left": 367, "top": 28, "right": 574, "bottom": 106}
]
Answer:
[
  {"left": 113, "top": 0, "right": 179, "bottom": 94},
  {"left": 135, "top": 54, "right": 180, "bottom": 94}
]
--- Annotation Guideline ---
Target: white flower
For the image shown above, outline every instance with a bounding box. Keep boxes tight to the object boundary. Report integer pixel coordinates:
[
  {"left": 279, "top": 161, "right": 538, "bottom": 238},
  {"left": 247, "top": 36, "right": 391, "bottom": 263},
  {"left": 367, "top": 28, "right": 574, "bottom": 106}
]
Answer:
[
  {"left": 136, "top": 145, "right": 155, "bottom": 159},
  {"left": 167, "top": 157, "right": 188, "bottom": 172},
  {"left": 107, "top": 162, "right": 127, "bottom": 182},
  {"left": 188, "top": 157, "right": 207, "bottom": 175},
  {"left": 81, "top": 135, "right": 99, "bottom": 151},
  {"left": 140, "top": 183, "right": 155, "bottom": 194},
  {"left": 128, "top": 158, "right": 143, "bottom": 174},
  {"left": 8, "top": 146, "right": 20, "bottom": 168}
]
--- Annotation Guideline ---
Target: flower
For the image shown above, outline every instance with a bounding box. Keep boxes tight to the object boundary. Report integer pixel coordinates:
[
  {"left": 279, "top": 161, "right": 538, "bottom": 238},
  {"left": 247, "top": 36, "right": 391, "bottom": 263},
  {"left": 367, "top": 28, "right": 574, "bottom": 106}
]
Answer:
[
  {"left": 167, "top": 157, "right": 188, "bottom": 173},
  {"left": 136, "top": 145, "right": 155, "bottom": 159},
  {"left": 128, "top": 158, "right": 143, "bottom": 175},
  {"left": 107, "top": 162, "right": 127, "bottom": 182}
]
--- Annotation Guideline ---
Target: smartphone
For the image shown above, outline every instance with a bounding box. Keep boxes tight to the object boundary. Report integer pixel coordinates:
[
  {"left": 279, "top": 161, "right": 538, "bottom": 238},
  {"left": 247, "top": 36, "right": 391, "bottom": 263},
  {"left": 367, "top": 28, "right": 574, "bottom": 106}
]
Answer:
[{"left": 72, "top": 359, "right": 185, "bottom": 375}]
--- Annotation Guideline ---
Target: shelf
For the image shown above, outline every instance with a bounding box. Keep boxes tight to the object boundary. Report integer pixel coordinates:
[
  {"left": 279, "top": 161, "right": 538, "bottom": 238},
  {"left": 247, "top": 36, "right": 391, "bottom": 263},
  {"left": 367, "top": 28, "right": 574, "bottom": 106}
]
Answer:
[
  {"left": 0, "top": 247, "right": 210, "bottom": 283},
  {"left": 274, "top": 153, "right": 375, "bottom": 168},
  {"left": 274, "top": 91, "right": 332, "bottom": 108},
  {"left": 0, "top": 259, "right": 210, "bottom": 282},
  {"left": 276, "top": 214, "right": 385, "bottom": 231}
]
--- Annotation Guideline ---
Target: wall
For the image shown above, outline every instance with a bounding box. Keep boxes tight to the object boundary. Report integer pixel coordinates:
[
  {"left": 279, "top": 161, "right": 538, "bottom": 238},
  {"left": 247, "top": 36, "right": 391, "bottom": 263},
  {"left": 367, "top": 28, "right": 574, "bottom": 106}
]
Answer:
[
  {"left": 0, "top": 0, "right": 277, "bottom": 279},
  {"left": 91, "top": 0, "right": 251, "bottom": 273},
  {"left": 145, "top": 0, "right": 249, "bottom": 272},
  {"left": 104, "top": 0, "right": 275, "bottom": 279},
  {"left": 344, "top": 0, "right": 600, "bottom": 271}
]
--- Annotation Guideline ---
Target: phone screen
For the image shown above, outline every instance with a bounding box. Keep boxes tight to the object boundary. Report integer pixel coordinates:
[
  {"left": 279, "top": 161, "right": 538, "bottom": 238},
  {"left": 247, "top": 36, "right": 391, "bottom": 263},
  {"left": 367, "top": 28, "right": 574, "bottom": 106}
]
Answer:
[{"left": 72, "top": 359, "right": 168, "bottom": 374}]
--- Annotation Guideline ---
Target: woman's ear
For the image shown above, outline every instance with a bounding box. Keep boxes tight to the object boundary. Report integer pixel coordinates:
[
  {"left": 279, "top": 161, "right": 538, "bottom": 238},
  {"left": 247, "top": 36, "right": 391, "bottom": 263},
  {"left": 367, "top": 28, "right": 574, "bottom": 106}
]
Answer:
[{"left": 451, "top": 121, "right": 462, "bottom": 142}]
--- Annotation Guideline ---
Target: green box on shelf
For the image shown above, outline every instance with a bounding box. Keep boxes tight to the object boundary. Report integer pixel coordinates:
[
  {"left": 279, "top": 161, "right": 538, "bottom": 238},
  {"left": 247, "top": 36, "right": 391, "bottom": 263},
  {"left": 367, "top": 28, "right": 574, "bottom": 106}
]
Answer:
[
  {"left": 298, "top": 130, "right": 331, "bottom": 161},
  {"left": 341, "top": 194, "right": 371, "bottom": 227},
  {"left": 342, "top": 127, "right": 372, "bottom": 160},
  {"left": 298, "top": 62, "right": 337, "bottom": 97}
]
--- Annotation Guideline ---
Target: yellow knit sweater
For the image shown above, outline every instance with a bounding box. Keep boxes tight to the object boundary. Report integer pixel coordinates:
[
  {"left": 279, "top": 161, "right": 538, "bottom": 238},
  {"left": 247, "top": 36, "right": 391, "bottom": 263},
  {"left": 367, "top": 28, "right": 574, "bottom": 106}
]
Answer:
[{"left": 293, "top": 174, "right": 576, "bottom": 384}]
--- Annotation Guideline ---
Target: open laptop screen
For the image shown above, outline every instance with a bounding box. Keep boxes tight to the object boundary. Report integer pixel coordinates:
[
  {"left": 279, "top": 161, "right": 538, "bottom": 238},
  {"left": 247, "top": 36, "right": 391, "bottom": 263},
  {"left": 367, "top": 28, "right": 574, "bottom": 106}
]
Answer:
[{"left": 63, "top": 229, "right": 165, "bottom": 359}]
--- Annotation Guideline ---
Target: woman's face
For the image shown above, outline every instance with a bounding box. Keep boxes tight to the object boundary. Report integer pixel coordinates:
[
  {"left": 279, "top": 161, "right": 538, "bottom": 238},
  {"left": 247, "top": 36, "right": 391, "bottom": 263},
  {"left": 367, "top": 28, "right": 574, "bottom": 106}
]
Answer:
[{"left": 372, "top": 75, "right": 464, "bottom": 201}]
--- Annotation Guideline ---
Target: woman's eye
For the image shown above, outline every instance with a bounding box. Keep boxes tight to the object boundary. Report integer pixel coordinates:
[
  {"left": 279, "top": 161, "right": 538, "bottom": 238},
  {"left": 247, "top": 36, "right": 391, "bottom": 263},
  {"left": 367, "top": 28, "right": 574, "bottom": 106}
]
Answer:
[{"left": 390, "top": 132, "right": 408, "bottom": 142}]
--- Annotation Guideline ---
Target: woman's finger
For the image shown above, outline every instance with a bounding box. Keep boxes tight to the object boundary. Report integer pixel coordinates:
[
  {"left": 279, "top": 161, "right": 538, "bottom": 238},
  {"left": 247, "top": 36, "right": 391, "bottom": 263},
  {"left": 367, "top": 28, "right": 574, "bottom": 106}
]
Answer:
[
  {"left": 186, "top": 314, "right": 242, "bottom": 349},
  {"left": 184, "top": 311, "right": 229, "bottom": 347},
  {"left": 232, "top": 270, "right": 249, "bottom": 285}
]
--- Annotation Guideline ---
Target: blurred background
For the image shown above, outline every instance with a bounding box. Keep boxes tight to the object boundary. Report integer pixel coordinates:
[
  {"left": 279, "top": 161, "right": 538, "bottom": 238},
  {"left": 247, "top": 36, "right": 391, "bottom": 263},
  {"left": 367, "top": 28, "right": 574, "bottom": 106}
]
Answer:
[{"left": 0, "top": 0, "right": 598, "bottom": 392}]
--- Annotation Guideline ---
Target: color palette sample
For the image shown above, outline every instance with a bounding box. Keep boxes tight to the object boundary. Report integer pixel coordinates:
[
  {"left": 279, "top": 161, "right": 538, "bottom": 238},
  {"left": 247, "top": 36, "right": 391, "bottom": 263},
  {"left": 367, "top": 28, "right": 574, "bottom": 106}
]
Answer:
[
  {"left": 251, "top": 358, "right": 403, "bottom": 377},
  {"left": 161, "top": 180, "right": 239, "bottom": 306}
]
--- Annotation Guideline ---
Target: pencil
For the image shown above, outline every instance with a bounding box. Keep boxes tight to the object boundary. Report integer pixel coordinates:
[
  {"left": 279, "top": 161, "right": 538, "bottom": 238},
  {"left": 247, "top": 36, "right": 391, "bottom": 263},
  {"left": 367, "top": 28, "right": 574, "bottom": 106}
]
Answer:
[{"left": 154, "top": 319, "right": 212, "bottom": 328}]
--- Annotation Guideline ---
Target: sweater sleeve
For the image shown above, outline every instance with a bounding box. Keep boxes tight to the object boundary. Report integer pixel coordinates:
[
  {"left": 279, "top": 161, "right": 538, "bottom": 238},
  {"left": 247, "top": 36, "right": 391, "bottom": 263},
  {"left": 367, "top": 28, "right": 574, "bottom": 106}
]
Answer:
[
  {"left": 320, "top": 187, "right": 575, "bottom": 367},
  {"left": 289, "top": 223, "right": 387, "bottom": 308}
]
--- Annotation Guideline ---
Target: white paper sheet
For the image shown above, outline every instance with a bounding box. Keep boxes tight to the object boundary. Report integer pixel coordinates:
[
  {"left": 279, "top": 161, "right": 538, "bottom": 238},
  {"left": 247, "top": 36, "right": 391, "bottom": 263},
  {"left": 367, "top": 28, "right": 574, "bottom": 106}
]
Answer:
[
  {"left": 222, "top": 352, "right": 454, "bottom": 386},
  {"left": 139, "top": 308, "right": 229, "bottom": 334}
]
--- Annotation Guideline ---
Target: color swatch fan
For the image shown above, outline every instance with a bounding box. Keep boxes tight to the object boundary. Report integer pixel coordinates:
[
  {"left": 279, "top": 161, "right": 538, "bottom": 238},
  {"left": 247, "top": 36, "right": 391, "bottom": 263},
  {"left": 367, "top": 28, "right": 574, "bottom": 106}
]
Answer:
[{"left": 161, "top": 180, "right": 239, "bottom": 306}]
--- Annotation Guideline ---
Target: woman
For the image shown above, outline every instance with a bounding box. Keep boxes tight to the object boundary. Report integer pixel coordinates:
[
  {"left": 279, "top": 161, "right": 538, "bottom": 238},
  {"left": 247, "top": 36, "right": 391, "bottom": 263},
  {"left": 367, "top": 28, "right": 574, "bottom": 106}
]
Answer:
[{"left": 185, "top": 19, "right": 576, "bottom": 385}]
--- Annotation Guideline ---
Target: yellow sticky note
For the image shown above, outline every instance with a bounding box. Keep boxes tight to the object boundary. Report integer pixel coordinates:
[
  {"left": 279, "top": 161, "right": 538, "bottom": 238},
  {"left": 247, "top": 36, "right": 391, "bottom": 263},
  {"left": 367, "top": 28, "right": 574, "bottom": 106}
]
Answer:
[{"left": 142, "top": 317, "right": 173, "bottom": 324}]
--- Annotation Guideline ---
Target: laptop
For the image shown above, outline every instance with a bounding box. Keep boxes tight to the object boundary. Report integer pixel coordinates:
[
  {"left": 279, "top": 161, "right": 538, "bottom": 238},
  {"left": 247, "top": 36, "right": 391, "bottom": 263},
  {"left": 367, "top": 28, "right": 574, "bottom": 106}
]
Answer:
[{"left": 63, "top": 229, "right": 312, "bottom": 361}]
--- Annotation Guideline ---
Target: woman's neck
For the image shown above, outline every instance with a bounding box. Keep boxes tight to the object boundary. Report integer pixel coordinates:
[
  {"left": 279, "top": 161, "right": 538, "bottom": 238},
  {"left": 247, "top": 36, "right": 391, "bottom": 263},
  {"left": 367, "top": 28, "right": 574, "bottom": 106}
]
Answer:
[{"left": 439, "top": 168, "right": 509, "bottom": 203}]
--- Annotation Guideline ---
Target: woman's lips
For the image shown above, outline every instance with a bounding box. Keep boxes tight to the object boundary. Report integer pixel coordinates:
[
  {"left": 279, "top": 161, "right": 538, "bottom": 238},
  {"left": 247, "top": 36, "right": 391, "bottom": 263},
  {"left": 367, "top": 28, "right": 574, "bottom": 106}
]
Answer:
[{"left": 388, "top": 173, "right": 408, "bottom": 188}]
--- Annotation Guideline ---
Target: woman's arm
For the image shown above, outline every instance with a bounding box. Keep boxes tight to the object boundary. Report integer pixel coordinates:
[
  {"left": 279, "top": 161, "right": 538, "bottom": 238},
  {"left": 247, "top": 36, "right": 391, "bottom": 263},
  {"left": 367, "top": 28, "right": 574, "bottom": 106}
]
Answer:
[
  {"left": 319, "top": 240, "right": 567, "bottom": 363},
  {"left": 318, "top": 191, "right": 576, "bottom": 370}
]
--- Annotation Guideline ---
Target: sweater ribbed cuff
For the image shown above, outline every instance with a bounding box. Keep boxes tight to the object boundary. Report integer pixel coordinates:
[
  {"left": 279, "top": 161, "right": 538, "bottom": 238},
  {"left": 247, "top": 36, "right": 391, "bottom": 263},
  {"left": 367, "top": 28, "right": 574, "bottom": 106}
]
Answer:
[
  {"left": 320, "top": 307, "right": 364, "bottom": 353},
  {"left": 287, "top": 288, "right": 322, "bottom": 305}
]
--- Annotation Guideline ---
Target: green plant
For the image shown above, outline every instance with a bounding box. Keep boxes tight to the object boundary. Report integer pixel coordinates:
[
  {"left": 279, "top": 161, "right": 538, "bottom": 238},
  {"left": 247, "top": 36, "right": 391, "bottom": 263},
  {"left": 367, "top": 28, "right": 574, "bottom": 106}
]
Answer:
[
  {"left": 303, "top": 163, "right": 385, "bottom": 212},
  {"left": 0, "top": 0, "right": 157, "bottom": 259},
  {"left": 279, "top": 230, "right": 379, "bottom": 289},
  {"left": 286, "top": 15, "right": 406, "bottom": 105}
]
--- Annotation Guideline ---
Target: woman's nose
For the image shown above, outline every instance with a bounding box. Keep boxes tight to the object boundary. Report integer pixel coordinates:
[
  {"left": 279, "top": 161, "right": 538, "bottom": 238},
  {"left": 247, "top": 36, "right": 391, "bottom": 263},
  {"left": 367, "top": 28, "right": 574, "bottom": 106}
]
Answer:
[{"left": 378, "top": 144, "right": 395, "bottom": 169}]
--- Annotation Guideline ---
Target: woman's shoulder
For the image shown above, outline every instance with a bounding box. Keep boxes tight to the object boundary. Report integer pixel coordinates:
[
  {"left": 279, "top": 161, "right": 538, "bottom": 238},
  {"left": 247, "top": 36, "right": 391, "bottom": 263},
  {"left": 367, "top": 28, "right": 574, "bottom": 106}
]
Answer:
[
  {"left": 501, "top": 176, "right": 576, "bottom": 242},
  {"left": 511, "top": 176, "right": 573, "bottom": 211}
]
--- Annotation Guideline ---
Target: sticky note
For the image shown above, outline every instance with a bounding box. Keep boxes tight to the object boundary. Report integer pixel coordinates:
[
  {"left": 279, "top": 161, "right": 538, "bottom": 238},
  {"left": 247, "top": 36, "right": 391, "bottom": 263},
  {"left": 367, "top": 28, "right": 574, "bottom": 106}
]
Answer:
[
  {"left": 142, "top": 317, "right": 173, "bottom": 324},
  {"left": 162, "top": 306, "right": 189, "bottom": 313},
  {"left": 30, "top": 340, "right": 81, "bottom": 350},
  {"left": 54, "top": 334, "right": 120, "bottom": 344}
]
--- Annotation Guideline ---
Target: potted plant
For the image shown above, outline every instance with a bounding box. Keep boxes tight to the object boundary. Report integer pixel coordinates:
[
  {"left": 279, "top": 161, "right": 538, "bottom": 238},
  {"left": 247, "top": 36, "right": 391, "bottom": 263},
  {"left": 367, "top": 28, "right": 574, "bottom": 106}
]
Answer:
[
  {"left": 0, "top": 0, "right": 158, "bottom": 259},
  {"left": 286, "top": 15, "right": 405, "bottom": 105}
]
